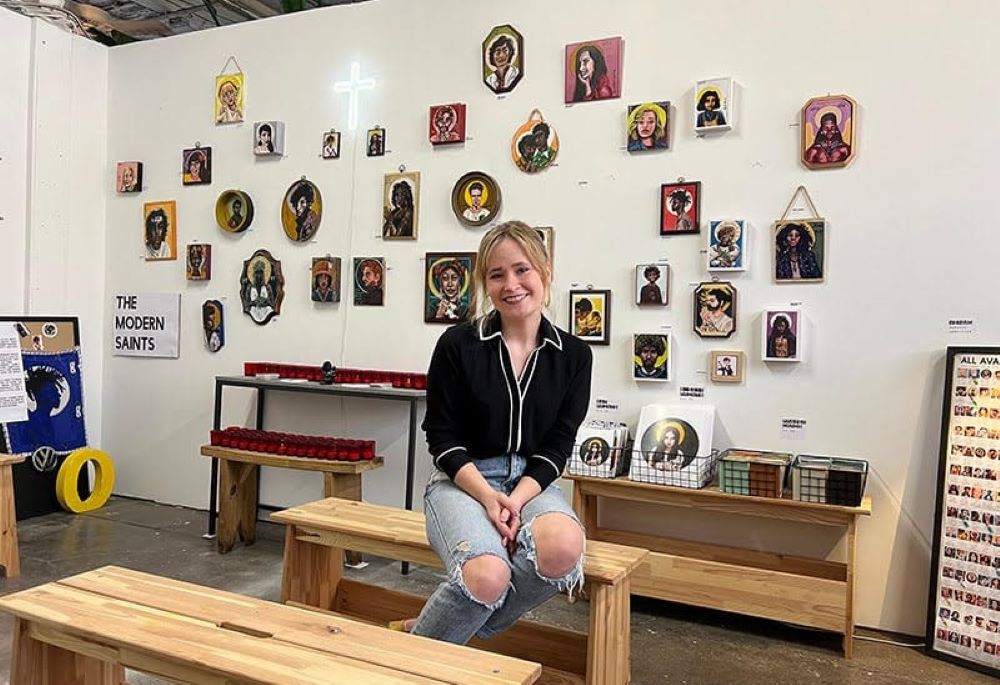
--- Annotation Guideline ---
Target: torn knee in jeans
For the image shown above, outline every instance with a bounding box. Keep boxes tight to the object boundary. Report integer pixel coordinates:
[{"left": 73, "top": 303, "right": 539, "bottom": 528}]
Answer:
[
  {"left": 520, "top": 517, "right": 586, "bottom": 599},
  {"left": 449, "top": 549, "right": 511, "bottom": 610}
]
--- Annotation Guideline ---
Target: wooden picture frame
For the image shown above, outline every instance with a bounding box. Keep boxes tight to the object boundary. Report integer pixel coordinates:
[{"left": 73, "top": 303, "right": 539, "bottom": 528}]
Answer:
[
  {"left": 143, "top": 201, "right": 177, "bottom": 261},
  {"left": 693, "top": 281, "right": 736, "bottom": 339},
  {"left": 238, "top": 249, "right": 285, "bottom": 326},
  {"left": 570, "top": 289, "right": 611, "bottom": 345},
  {"left": 660, "top": 181, "right": 700, "bottom": 235},
  {"left": 366, "top": 126, "right": 386, "bottom": 157},
  {"left": 215, "top": 189, "right": 254, "bottom": 233},
  {"left": 281, "top": 179, "right": 323, "bottom": 242},
  {"left": 321, "top": 129, "right": 341, "bottom": 159},
  {"left": 353, "top": 257, "right": 385, "bottom": 306},
  {"left": 633, "top": 333, "right": 671, "bottom": 382},
  {"left": 802, "top": 94, "right": 857, "bottom": 169},
  {"left": 635, "top": 262, "right": 669, "bottom": 306},
  {"left": 451, "top": 171, "right": 500, "bottom": 228},
  {"left": 710, "top": 350, "right": 744, "bottom": 383},
  {"left": 186, "top": 244, "right": 211, "bottom": 281},
  {"left": 383, "top": 171, "right": 420, "bottom": 240},
  {"left": 774, "top": 219, "right": 825, "bottom": 283},
  {"left": 311, "top": 257, "right": 341, "bottom": 303}
]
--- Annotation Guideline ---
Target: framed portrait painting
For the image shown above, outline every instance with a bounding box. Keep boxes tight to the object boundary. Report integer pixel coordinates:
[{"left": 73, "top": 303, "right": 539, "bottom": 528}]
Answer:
[
  {"left": 802, "top": 95, "right": 857, "bottom": 169},
  {"left": 774, "top": 220, "right": 825, "bottom": 282},
  {"left": 182, "top": 147, "right": 212, "bottom": 185},
  {"left": 535, "top": 226, "right": 554, "bottom": 265},
  {"left": 115, "top": 161, "right": 142, "bottom": 193},
  {"left": 311, "top": 257, "right": 341, "bottom": 303},
  {"left": 708, "top": 219, "right": 748, "bottom": 271},
  {"left": 186, "top": 244, "right": 211, "bottom": 281},
  {"left": 383, "top": 171, "right": 420, "bottom": 239},
  {"left": 215, "top": 72, "right": 244, "bottom": 125},
  {"left": 627, "top": 102, "right": 669, "bottom": 152},
  {"left": 353, "top": 257, "right": 385, "bottom": 306},
  {"left": 635, "top": 262, "right": 669, "bottom": 306},
  {"left": 252, "top": 121, "right": 284, "bottom": 156},
  {"left": 710, "top": 350, "right": 744, "bottom": 383},
  {"left": 281, "top": 179, "right": 322, "bottom": 242},
  {"left": 694, "top": 77, "right": 733, "bottom": 134},
  {"left": 660, "top": 181, "right": 700, "bottom": 235},
  {"left": 633, "top": 333, "right": 671, "bottom": 382},
  {"left": 215, "top": 189, "right": 254, "bottom": 233},
  {"left": 321, "top": 129, "right": 341, "bottom": 159},
  {"left": 143, "top": 201, "right": 177, "bottom": 261},
  {"left": 762, "top": 308, "right": 803, "bottom": 362},
  {"left": 366, "top": 126, "right": 386, "bottom": 157},
  {"left": 429, "top": 103, "right": 467, "bottom": 145},
  {"left": 483, "top": 25, "right": 524, "bottom": 94},
  {"left": 202, "top": 300, "right": 224, "bottom": 352},
  {"left": 425, "top": 253, "right": 476, "bottom": 324},
  {"left": 238, "top": 249, "right": 284, "bottom": 326},
  {"left": 693, "top": 282, "right": 736, "bottom": 339},
  {"left": 451, "top": 171, "right": 500, "bottom": 228},
  {"left": 564, "top": 37, "right": 622, "bottom": 103},
  {"left": 570, "top": 289, "right": 610, "bottom": 345},
  {"left": 511, "top": 109, "right": 559, "bottom": 173}
]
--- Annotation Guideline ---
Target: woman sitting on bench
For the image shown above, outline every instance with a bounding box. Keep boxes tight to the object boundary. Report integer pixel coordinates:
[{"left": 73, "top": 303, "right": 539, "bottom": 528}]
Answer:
[{"left": 403, "top": 221, "right": 593, "bottom": 645}]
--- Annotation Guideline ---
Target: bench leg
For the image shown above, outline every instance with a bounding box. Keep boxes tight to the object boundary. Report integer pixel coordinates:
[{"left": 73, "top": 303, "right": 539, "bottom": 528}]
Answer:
[
  {"left": 324, "top": 473, "right": 364, "bottom": 566},
  {"left": 0, "top": 462, "right": 20, "bottom": 577},
  {"left": 280, "top": 525, "right": 343, "bottom": 610},
  {"left": 587, "top": 580, "right": 631, "bottom": 685},
  {"left": 218, "top": 459, "right": 259, "bottom": 554},
  {"left": 11, "top": 618, "right": 125, "bottom": 685}
]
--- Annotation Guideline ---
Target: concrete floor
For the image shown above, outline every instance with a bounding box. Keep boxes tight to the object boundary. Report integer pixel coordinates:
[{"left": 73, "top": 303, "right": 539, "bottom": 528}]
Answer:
[{"left": 0, "top": 497, "right": 991, "bottom": 685}]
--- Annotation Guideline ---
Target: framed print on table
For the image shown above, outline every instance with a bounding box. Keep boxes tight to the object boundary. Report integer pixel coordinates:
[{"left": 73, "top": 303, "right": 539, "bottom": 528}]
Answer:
[
  {"left": 570, "top": 289, "right": 610, "bottom": 345},
  {"left": 660, "top": 181, "right": 700, "bottom": 235},
  {"left": 926, "top": 347, "right": 1000, "bottom": 679},
  {"left": 635, "top": 262, "right": 669, "bottom": 306}
]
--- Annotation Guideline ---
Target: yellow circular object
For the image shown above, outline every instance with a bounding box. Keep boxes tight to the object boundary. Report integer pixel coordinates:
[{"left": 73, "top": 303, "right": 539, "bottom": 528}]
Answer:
[{"left": 56, "top": 448, "right": 115, "bottom": 513}]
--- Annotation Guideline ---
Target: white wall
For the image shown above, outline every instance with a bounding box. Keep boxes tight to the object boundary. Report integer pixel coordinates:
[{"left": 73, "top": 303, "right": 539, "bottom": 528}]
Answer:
[{"left": 101, "top": 0, "right": 1000, "bottom": 635}]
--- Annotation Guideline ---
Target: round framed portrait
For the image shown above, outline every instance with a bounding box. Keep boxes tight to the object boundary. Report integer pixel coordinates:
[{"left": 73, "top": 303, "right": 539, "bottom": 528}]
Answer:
[
  {"left": 451, "top": 171, "right": 501, "bottom": 228},
  {"left": 639, "top": 418, "right": 699, "bottom": 471},
  {"left": 281, "top": 179, "right": 323, "bottom": 242},
  {"left": 510, "top": 109, "right": 559, "bottom": 173},
  {"left": 215, "top": 190, "right": 254, "bottom": 234},
  {"left": 579, "top": 437, "right": 610, "bottom": 467}
]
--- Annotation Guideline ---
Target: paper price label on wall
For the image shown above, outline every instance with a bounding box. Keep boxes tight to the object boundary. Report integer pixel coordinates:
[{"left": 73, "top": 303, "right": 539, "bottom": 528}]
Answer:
[
  {"left": 594, "top": 397, "right": 620, "bottom": 412},
  {"left": 679, "top": 385, "right": 705, "bottom": 400},
  {"left": 780, "top": 417, "right": 807, "bottom": 440},
  {"left": 947, "top": 318, "right": 976, "bottom": 335}
]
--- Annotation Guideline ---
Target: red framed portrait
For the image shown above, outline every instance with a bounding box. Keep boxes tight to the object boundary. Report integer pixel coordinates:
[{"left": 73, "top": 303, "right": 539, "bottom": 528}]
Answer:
[
  {"left": 660, "top": 181, "right": 700, "bottom": 235},
  {"left": 429, "top": 103, "right": 467, "bottom": 145}
]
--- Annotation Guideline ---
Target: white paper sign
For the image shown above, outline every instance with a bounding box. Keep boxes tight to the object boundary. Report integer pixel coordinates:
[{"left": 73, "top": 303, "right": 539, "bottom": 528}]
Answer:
[
  {"left": 780, "top": 417, "right": 807, "bottom": 440},
  {"left": 947, "top": 318, "right": 976, "bottom": 335},
  {"left": 594, "top": 397, "right": 620, "bottom": 412},
  {"left": 112, "top": 293, "right": 181, "bottom": 358},
  {"left": 0, "top": 323, "right": 28, "bottom": 423},
  {"left": 679, "top": 385, "right": 706, "bottom": 400}
]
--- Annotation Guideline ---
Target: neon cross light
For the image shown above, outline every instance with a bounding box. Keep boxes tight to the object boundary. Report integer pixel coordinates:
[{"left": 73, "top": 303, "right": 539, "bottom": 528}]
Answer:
[{"left": 334, "top": 62, "right": 375, "bottom": 131}]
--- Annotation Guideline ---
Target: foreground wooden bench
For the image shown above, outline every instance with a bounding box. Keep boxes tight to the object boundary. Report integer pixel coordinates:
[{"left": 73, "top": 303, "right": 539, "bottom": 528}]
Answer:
[
  {"left": 0, "top": 565, "right": 541, "bottom": 684},
  {"left": 273, "top": 498, "right": 648, "bottom": 685}
]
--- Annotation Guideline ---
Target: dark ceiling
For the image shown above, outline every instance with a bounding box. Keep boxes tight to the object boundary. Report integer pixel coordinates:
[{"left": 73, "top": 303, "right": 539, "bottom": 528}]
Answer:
[{"left": 0, "top": 0, "right": 366, "bottom": 44}]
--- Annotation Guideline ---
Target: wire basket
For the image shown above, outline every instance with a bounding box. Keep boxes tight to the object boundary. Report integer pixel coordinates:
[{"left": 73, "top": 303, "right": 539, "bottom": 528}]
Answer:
[
  {"left": 718, "top": 449, "right": 792, "bottom": 498},
  {"left": 791, "top": 455, "right": 869, "bottom": 506},
  {"left": 628, "top": 447, "right": 720, "bottom": 489}
]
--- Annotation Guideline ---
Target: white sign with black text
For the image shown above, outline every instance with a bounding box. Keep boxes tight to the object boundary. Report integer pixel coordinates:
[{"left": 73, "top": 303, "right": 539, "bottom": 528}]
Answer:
[{"left": 112, "top": 293, "right": 181, "bottom": 358}]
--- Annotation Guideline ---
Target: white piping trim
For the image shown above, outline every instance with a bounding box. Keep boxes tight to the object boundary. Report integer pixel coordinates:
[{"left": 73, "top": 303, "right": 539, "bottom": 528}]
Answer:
[
  {"left": 499, "top": 344, "right": 515, "bottom": 453},
  {"left": 541, "top": 324, "right": 563, "bottom": 351},
  {"left": 531, "top": 454, "right": 561, "bottom": 480},
  {"left": 479, "top": 314, "right": 502, "bottom": 341},
  {"left": 433, "top": 445, "right": 466, "bottom": 468}
]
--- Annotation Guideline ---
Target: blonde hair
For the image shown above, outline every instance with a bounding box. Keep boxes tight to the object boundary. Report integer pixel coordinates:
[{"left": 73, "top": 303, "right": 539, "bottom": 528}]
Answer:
[{"left": 473, "top": 220, "right": 552, "bottom": 320}]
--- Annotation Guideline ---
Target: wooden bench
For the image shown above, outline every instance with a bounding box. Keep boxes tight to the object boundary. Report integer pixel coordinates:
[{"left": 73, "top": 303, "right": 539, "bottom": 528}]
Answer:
[
  {"left": 0, "top": 454, "right": 25, "bottom": 578},
  {"left": 201, "top": 444, "right": 382, "bottom": 562},
  {"left": 272, "top": 498, "right": 649, "bottom": 685},
  {"left": 0, "top": 565, "right": 542, "bottom": 684}
]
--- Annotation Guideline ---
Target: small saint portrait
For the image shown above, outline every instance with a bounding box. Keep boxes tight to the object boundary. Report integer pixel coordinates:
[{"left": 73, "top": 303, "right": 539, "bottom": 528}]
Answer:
[
  {"left": 311, "top": 257, "right": 341, "bottom": 303},
  {"left": 571, "top": 289, "right": 611, "bottom": 345},
  {"left": 660, "top": 182, "right": 701, "bottom": 235},
  {"left": 564, "top": 37, "right": 623, "bottom": 104},
  {"left": 483, "top": 25, "right": 524, "bottom": 94},
  {"left": 383, "top": 171, "right": 420, "bottom": 239},
  {"left": 802, "top": 95, "right": 856, "bottom": 169},
  {"left": 425, "top": 253, "right": 476, "bottom": 324},
  {"left": 366, "top": 126, "right": 386, "bottom": 157},
  {"left": 633, "top": 333, "right": 671, "bottom": 382},
  {"left": 763, "top": 309, "right": 802, "bottom": 362},
  {"left": 626, "top": 102, "right": 669, "bottom": 152},
  {"left": 321, "top": 129, "right": 341, "bottom": 159},
  {"left": 238, "top": 249, "right": 285, "bottom": 326},
  {"left": 511, "top": 110, "right": 559, "bottom": 173},
  {"left": 353, "top": 257, "right": 385, "bottom": 306},
  {"left": 281, "top": 179, "right": 323, "bottom": 242},
  {"left": 215, "top": 189, "right": 254, "bottom": 233},
  {"left": 707, "top": 220, "right": 747, "bottom": 271},
  {"left": 694, "top": 78, "right": 733, "bottom": 133},
  {"left": 535, "top": 226, "right": 554, "bottom": 266},
  {"left": 115, "top": 161, "right": 142, "bottom": 193},
  {"left": 182, "top": 147, "right": 212, "bottom": 185},
  {"left": 640, "top": 418, "right": 699, "bottom": 471},
  {"left": 451, "top": 171, "right": 501, "bottom": 227},
  {"left": 579, "top": 438, "right": 611, "bottom": 467},
  {"left": 143, "top": 201, "right": 177, "bottom": 261},
  {"left": 202, "top": 300, "right": 224, "bottom": 352},
  {"left": 710, "top": 350, "right": 744, "bottom": 383},
  {"left": 186, "top": 243, "right": 211, "bottom": 281},
  {"left": 774, "top": 220, "right": 824, "bottom": 282},
  {"left": 693, "top": 282, "right": 736, "bottom": 339},
  {"left": 635, "top": 262, "right": 670, "bottom": 306},
  {"left": 253, "top": 121, "right": 285, "bottom": 156},
  {"left": 429, "top": 103, "right": 467, "bottom": 145},
  {"left": 215, "top": 73, "right": 244, "bottom": 125}
]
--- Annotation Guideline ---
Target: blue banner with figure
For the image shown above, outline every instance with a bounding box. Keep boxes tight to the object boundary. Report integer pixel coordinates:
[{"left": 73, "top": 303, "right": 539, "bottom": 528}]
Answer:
[{"left": 2, "top": 349, "right": 87, "bottom": 457}]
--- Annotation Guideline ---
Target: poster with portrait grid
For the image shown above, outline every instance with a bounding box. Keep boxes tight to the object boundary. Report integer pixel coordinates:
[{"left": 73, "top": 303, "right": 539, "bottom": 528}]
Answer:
[{"left": 926, "top": 347, "right": 1000, "bottom": 677}]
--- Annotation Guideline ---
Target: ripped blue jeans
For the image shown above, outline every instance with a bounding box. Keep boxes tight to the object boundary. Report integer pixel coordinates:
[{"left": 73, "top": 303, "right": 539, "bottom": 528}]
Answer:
[{"left": 410, "top": 455, "right": 585, "bottom": 645}]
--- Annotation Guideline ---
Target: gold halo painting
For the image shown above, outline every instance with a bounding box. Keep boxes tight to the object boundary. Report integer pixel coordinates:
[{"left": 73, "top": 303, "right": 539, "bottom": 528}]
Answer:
[
  {"left": 383, "top": 171, "right": 420, "bottom": 239},
  {"left": 281, "top": 179, "right": 322, "bottom": 242},
  {"left": 238, "top": 249, "right": 284, "bottom": 325},
  {"left": 801, "top": 95, "right": 857, "bottom": 169},
  {"left": 215, "top": 73, "right": 244, "bottom": 125},
  {"left": 425, "top": 253, "right": 476, "bottom": 324},
  {"left": 451, "top": 172, "right": 500, "bottom": 227},
  {"left": 511, "top": 110, "right": 558, "bottom": 173},
  {"left": 626, "top": 102, "right": 669, "bottom": 152}
]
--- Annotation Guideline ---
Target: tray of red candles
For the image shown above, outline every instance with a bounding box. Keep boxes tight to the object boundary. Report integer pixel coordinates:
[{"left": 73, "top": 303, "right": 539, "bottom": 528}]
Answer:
[
  {"left": 209, "top": 427, "right": 376, "bottom": 462},
  {"left": 242, "top": 362, "right": 427, "bottom": 390}
]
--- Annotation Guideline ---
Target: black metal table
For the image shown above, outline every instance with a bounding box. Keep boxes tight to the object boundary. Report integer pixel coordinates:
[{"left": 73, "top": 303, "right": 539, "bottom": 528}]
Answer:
[{"left": 205, "top": 375, "right": 426, "bottom": 570}]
